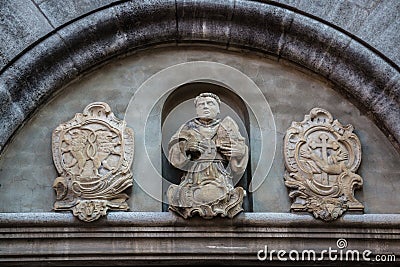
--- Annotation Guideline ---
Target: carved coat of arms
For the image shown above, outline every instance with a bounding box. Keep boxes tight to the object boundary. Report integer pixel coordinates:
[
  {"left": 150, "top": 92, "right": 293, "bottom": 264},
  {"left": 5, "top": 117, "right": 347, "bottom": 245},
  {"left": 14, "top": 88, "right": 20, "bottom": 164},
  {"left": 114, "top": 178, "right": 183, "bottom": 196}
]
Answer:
[
  {"left": 52, "top": 102, "right": 134, "bottom": 222},
  {"left": 284, "top": 108, "right": 364, "bottom": 221}
]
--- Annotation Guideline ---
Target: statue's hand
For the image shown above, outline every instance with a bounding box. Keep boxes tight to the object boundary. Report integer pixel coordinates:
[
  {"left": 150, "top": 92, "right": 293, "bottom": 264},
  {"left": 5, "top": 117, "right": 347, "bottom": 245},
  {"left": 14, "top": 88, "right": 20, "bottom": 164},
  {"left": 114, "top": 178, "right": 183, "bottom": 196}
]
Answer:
[
  {"left": 219, "top": 140, "right": 245, "bottom": 158},
  {"left": 185, "top": 140, "right": 208, "bottom": 159}
]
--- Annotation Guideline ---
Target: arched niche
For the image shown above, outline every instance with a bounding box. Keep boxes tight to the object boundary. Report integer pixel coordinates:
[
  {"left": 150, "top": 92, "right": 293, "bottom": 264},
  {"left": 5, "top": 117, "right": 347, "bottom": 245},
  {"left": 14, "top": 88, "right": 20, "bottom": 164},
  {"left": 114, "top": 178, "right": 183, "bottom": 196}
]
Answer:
[
  {"left": 161, "top": 82, "right": 253, "bottom": 211},
  {"left": 125, "top": 61, "right": 276, "bottom": 211}
]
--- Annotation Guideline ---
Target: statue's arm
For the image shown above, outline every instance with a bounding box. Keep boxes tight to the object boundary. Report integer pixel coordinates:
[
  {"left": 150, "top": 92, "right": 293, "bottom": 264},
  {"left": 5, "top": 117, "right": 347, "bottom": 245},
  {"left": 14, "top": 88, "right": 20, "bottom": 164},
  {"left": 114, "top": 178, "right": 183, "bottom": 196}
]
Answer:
[
  {"left": 168, "top": 140, "right": 189, "bottom": 169},
  {"left": 168, "top": 124, "right": 192, "bottom": 169}
]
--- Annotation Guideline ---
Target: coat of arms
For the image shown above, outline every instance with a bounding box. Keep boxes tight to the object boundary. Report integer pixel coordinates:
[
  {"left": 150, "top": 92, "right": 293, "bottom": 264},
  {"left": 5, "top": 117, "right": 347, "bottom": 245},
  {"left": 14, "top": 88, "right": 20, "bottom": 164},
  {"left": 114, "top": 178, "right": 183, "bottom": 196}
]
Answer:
[
  {"left": 52, "top": 102, "right": 134, "bottom": 222},
  {"left": 284, "top": 108, "right": 364, "bottom": 221}
]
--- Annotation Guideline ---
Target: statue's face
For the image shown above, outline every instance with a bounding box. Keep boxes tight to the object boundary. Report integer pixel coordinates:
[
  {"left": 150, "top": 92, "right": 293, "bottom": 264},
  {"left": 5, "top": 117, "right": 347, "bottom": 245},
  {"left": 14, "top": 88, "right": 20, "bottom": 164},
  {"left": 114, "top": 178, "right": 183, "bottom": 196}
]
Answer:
[{"left": 195, "top": 96, "right": 220, "bottom": 120}]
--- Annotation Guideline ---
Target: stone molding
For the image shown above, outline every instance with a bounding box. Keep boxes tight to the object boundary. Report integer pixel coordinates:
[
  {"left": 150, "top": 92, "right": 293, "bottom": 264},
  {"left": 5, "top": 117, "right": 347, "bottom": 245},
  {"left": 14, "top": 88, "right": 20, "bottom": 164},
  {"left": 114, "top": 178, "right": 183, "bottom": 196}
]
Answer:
[
  {"left": 0, "top": 212, "right": 399, "bottom": 266},
  {"left": 0, "top": 0, "right": 398, "bottom": 154}
]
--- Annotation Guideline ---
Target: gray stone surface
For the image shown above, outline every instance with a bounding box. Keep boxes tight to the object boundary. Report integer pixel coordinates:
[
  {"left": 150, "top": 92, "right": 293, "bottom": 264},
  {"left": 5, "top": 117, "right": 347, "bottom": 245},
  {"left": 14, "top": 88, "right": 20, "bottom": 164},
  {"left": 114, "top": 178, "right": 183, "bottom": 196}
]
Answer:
[
  {"left": 1, "top": 211, "right": 400, "bottom": 228},
  {"left": 286, "top": 0, "right": 372, "bottom": 32},
  {"left": 5, "top": 34, "right": 78, "bottom": 115},
  {"left": 0, "top": 32, "right": 78, "bottom": 148},
  {"left": 355, "top": 0, "right": 400, "bottom": 65},
  {"left": 273, "top": 0, "right": 400, "bottom": 66},
  {"left": 36, "top": 0, "right": 118, "bottom": 28},
  {"left": 279, "top": 12, "right": 400, "bottom": 146},
  {"left": 229, "top": 1, "right": 292, "bottom": 54},
  {"left": 113, "top": 0, "right": 176, "bottom": 48},
  {"left": 55, "top": 0, "right": 176, "bottom": 75},
  {"left": 177, "top": 0, "right": 234, "bottom": 43},
  {"left": 0, "top": 47, "right": 398, "bottom": 214},
  {"left": 329, "top": 39, "right": 399, "bottom": 142},
  {"left": 0, "top": 212, "right": 399, "bottom": 265},
  {"left": 0, "top": 0, "right": 398, "bottom": 154},
  {"left": 280, "top": 12, "right": 351, "bottom": 78},
  {"left": 0, "top": 2, "right": 398, "bottom": 265},
  {"left": 0, "top": 0, "right": 53, "bottom": 70},
  {"left": 0, "top": 87, "right": 24, "bottom": 151},
  {"left": 0, "top": 0, "right": 398, "bottom": 71},
  {"left": 55, "top": 6, "right": 125, "bottom": 74}
]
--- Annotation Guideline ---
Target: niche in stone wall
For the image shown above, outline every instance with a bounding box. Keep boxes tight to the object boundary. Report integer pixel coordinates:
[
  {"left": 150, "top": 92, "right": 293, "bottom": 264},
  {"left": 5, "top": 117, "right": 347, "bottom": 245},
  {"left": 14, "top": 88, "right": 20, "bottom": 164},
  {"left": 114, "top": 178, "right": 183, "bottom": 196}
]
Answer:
[{"left": 161, "top": 82, "right": 253, "bottom": 212}]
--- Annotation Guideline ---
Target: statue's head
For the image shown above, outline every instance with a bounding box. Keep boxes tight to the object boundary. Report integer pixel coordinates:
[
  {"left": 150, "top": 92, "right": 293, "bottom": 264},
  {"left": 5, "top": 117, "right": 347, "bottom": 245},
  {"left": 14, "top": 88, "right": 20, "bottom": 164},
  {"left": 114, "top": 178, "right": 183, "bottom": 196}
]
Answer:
[{"left": 194, "top": 92, "right": 221, "bottom": 120}]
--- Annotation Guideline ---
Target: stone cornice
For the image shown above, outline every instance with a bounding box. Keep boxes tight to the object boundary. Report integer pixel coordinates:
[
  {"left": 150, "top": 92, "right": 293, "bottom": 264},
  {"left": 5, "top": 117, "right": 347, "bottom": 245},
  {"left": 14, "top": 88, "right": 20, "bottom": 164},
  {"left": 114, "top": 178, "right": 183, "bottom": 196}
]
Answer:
[
  {"left": 0, "top": 212, "right": 399, "bottom": 266},
  {"left": 1, "top": 212, "right": 400, "bottom": 228}
]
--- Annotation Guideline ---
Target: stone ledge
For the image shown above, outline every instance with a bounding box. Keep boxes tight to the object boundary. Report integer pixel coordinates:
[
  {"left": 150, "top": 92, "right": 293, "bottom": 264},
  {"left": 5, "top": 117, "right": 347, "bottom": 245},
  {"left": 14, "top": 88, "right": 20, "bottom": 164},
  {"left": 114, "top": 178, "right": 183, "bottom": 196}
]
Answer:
[
  {"left": 0, "top": 212, "right": 399, "bottom": 266},
  {"left": 1, "top": 212, "right": 400, "bottom": 228}
]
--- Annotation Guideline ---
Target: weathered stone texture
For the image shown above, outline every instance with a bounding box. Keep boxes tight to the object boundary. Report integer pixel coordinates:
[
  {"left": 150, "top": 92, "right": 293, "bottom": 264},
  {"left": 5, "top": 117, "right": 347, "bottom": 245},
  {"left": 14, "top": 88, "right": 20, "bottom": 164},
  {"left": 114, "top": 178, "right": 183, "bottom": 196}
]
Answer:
[
  {"left": 177, "top": 0, "right": 234, "bottom": 43},
  {"left": 5, "top": 34, "right": 78, "bottom": 115},
  {"left": 356, "top": 0, "right": 400, "bottom": 66},
  {"left": 229, "top": 1, "right": 292, "bottom": 54},
  {"left": 1, "top": 0, "right": 398, "bottom": 72},
  {"left": 113, "top": 0, "right": 177, "bottom": 47},
  {"left": 0, "top": 0, "right": 53, "bottom": 70},
  {"left": 274, "top": 0, "right": 400, "bottom": 66},
  {"left": 280, "top": 13, "right": 352, "bottom": 78},
  {"left": 55, "top": 6, "right": 125, "bottom": 73},
  {"left": 36, "top": 0, "right": 118, "bottom": 27},
  {"left": 0, "top": 33, "right": 78, "bottom": 147},
  {"left": 1, "top": 212, "right": 399, "bottom": 265}
]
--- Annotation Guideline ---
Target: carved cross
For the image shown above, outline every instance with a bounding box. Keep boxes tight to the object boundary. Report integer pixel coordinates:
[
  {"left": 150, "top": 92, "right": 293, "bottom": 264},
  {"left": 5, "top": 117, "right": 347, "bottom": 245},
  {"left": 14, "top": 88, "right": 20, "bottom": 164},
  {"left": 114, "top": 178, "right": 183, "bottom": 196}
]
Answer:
[
  {"left": 309, "top": 133, "right": 339, "bottom": 184},
  {"left": 310, "top": 133, "right": 339, "bottom": 161}
]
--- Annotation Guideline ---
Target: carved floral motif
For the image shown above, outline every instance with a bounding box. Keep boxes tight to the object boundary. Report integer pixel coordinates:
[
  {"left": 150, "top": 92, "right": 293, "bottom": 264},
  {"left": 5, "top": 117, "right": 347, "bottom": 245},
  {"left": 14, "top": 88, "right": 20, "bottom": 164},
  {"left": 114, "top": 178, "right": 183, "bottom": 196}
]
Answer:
[
  {"left": 284, "top": 108, "right": 363, "bottom": 221},
  {"left": 52, "top": 102, "right": 134, "bottom": 222}
]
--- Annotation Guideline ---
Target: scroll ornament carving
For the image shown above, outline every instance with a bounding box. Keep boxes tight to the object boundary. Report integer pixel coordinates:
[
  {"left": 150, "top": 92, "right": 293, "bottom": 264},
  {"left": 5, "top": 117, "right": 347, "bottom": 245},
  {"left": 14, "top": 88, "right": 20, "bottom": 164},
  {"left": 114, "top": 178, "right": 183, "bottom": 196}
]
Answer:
[
  {"left": 52, "top": 102, "right": 134, "bottom": 222},
  {"left": 284, "top": 108, "right": 364, "bottom": 221}
]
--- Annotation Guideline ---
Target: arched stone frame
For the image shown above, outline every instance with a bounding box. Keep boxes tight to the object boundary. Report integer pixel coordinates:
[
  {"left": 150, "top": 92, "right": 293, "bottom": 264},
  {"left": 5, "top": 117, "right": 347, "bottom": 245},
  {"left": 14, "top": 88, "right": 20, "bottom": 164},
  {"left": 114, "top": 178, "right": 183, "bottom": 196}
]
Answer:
[
  {"left": 124, "top": 61, "right": 275, "bottom": 211},
  {"left": 0, "top": 0, "right": 398, "bottom": 155}
]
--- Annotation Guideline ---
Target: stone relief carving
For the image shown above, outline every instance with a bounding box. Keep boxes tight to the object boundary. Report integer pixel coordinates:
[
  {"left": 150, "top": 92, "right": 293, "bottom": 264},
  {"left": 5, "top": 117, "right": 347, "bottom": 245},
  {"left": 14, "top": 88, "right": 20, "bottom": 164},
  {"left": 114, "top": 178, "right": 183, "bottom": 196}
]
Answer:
[
  {"left": 52, "top": 102, "right": 134, "bottom": 222},
  {"left": 284, "top": 108, "right": 364, "bottom": 221},
  {"left": 167, "top": 93, "right": 248, "bottom": 219}
]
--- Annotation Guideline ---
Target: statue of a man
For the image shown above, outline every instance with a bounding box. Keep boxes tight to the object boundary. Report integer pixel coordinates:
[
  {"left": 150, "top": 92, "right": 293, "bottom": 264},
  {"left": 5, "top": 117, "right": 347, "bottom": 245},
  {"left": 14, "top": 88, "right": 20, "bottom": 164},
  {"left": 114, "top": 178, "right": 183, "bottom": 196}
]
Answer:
[{"left": 167, "top": 92, "right": 248, "bottom": 218}]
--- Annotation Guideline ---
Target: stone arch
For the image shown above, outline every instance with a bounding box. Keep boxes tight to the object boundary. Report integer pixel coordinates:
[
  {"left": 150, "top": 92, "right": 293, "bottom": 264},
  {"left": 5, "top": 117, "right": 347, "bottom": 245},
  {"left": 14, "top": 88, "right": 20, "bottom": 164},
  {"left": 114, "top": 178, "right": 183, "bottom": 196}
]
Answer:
[{"left": 0, "top": 0, "right": 398, "bottom": 154}]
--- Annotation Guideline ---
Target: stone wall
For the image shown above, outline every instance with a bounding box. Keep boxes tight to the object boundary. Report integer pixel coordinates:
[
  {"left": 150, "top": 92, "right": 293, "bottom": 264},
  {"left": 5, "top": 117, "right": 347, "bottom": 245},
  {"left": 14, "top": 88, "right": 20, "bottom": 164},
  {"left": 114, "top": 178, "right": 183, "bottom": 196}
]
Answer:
[
  {"left": 1, "top": 47, "right": 398, "bottom": 214},
  {"left": 1, "top": 0, "right": 399, "bottom": 70},
  {"left": 0, "top": 0, "right": 399, "bottom": 154},
  {"left": 0, "top": 1, "right": 399, "bottom": 266}
]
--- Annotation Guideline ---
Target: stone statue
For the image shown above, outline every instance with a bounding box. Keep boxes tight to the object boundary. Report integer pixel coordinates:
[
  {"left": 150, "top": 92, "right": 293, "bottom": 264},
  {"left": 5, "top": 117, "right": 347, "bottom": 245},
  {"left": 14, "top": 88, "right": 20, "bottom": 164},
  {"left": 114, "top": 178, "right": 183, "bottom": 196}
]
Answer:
[{"left": 167, "top": 93, "right": 248, "bottom": 219}]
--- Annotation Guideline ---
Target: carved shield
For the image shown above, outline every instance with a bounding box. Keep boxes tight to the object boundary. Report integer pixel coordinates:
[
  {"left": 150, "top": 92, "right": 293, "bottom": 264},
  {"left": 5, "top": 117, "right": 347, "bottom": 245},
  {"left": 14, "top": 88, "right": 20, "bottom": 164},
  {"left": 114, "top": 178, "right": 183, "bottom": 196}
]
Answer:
[
  {"left": 52, "top": 102, "right": 134, "bottom": 222},
  {"left": 284, "top": 108, "right": 363, "bottom": 221}
]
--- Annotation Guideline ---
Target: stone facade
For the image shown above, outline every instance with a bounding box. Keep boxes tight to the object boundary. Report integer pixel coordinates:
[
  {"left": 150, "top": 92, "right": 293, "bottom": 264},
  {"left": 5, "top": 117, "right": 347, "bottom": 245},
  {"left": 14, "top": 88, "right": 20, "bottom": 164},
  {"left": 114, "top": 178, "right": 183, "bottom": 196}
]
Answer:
[{"left": 0, "top": 0, "right": 399, "bottom": 266}]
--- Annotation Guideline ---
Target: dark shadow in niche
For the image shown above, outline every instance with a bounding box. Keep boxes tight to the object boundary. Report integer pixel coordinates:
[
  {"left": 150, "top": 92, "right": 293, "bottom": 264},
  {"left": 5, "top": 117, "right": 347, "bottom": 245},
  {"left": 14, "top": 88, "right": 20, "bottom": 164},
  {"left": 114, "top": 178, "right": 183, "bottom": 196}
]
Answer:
[{"left": 161, "top": 82, "right": 253, "bottom": 212}]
